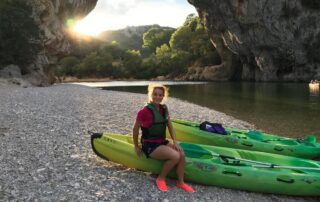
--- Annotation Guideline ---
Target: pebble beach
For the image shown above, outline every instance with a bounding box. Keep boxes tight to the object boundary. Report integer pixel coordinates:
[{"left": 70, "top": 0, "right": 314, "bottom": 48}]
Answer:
[{"left": 0, "top": 84, "right": 319, "bottom": 201}]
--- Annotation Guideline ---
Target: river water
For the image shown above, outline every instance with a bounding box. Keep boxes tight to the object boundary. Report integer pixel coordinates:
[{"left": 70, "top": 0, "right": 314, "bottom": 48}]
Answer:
[{"left": 85, "top": 81, "right": 320, "bottom": 139}]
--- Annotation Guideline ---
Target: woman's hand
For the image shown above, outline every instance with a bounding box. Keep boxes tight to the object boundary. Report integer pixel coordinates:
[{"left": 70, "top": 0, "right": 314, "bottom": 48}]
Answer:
[
  {"left": 134, "top": 145, "right": 143, "bottom": 157},
  {"left": 167, "top": 117, "right": 183, "bottom": 153},
  {"left": 172, "top": 141, "right": 184, "bottom": 153}
]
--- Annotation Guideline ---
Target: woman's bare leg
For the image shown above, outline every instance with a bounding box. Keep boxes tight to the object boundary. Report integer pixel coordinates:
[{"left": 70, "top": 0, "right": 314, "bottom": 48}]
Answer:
[
  {"left": 166, "top": 143, "right": 186, "bottom": 183},
  {"left": 149, "top": 145, "right": 180, "bottom": 179},
  {"left": 175, "top": 151, "right": 185, "bottom": 184}
]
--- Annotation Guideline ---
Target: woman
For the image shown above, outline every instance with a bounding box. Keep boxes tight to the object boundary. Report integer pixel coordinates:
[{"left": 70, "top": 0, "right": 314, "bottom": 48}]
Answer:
[{"left": 132, "top": 83, "right": 195, "bottom": 193}]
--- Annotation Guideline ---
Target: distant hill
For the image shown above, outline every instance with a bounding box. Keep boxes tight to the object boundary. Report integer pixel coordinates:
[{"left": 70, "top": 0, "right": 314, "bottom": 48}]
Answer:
[{"left": 97, "top": 25, "right": 175, "bottom": 50}]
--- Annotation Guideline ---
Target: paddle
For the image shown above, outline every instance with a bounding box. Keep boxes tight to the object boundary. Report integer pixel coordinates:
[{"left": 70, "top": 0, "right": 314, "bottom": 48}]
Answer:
[
  {"left": 209, "top": 151, "right": 320, "bottom": 171},
  {"left": 182, "top": 145, "right": 272, "bottom": 166},
  {"left": 182, "top": 145, "right": 320, "bottom": 171},
  {"left": 252, "top": 165, "right": 320, "bottom": 171},
  {"left": 208, "top": 151, "right": 271, "bottom": 166}
]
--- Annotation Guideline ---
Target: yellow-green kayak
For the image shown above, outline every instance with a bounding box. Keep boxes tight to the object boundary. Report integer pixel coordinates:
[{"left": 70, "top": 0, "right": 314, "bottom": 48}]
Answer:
[
  {"left": 170, "top": 119, "right": 320, "bottom": 159},
  {"left": 91, "top": 132, "right": 320, "bottom": 196}
]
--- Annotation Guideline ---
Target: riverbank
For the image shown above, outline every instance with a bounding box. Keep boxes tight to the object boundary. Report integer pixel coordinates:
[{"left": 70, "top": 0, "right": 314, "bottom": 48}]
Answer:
[
  {"left": 0, "top": 84, "right": 318, "bottom": 201},
  {"left": 57, "top": 76, "right": 170, "bottom": 83}
]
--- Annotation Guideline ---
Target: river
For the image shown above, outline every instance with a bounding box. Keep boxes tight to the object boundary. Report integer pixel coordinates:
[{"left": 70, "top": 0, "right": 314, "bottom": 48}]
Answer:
[{"left": 77, "top": 81, "right": 320, "bottom": 138}]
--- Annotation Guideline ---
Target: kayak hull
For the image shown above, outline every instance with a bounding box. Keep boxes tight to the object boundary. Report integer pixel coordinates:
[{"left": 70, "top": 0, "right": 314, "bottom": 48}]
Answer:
[
  {"left": 170, "top": 119, "right": 320, "bottom": 159},
  {"left": 91, "top": 133, "right": 320, "bottom": 196}
]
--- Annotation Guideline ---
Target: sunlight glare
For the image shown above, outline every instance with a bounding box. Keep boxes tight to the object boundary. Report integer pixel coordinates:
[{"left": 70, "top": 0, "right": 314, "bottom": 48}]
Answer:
[
  {"left": 72, "top": 0, "right": 196, "bottom": 36},
  {"left": 72, "top": 14, "right": 107, "bottom": 36}
]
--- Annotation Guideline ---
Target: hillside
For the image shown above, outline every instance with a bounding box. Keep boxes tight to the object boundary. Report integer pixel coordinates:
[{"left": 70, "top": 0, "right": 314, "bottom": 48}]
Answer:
[{"left": 97, "top": 25, "right": 175, "bottom": 50}]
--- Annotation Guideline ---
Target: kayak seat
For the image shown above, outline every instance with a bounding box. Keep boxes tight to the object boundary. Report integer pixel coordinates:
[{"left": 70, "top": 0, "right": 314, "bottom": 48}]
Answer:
[
  {"left": 247, "top": 131, "right": 264, "bottom": 141},
  {"left": 297, "top": 135, "right": 317, "bottom": 147},
  {"left": 304, "top": 135, "right": 317, "bottom": 144}
]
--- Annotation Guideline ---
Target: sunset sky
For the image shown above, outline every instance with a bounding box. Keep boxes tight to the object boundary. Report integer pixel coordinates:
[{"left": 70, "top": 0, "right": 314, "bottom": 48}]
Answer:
[{"left": 73, "top": 0, "right": 196, "bottom": 36}]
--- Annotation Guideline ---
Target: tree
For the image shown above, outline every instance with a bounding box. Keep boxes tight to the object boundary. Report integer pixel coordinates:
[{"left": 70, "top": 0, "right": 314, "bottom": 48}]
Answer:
[
  {"left": 0, "top": 0, "right": 40, "bottom": 73},
  {"left": 155, "top": 45, "right": 190, "bottom": 76},
  {"left": 170, "top": 50, "right": 191, "bottom": 75},
  {"left": 170, "top": 15, "right": 220, "bottom": 66},
  {"left": 75, "top": 52, "right": 113, "bottom": 78},
  {"left": 57, "top": 56, "right": 80, "bottom": 76},
  {"left": 142, "top": 28, "right": 175, "bottom": 54},
  {"left": 122, "top": 50, "right": 142, "bottom": 77},
  {"left": 140, "top": 55, "right": 157, "bottom": 78},
  {"left": 169, "top": 26, "right": 193, "bottom": 52},
  {"left": 99, "top": 41, "right": 123, "bottom": 60}
]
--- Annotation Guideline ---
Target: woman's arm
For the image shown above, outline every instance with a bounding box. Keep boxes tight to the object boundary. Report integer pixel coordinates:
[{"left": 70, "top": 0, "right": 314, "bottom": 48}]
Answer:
[
  {"left": 133, "top": 119, "right": 143, "bottom": 156},
  {"left": 167, "top": 116, "right": 177, "bottom": 142},
  {"left": 167, "top": 116, "right": 183, "bottom": 152}
]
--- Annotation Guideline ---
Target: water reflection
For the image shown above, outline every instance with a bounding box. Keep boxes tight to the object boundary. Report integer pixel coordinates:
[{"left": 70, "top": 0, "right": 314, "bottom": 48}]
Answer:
[
  {"left": 309, "top": 83, "right": 319, "bottom": 111},
  {"left": 309, "top": 83, "right": 319, "bottom": 97}
]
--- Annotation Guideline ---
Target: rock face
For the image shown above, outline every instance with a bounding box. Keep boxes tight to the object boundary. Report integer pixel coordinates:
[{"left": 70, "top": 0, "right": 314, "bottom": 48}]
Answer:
[
  {"left": 25, "top": 0, "right": 97, "bottom": 86},
  {"left": 188, "top": 0, "right": 320, "bottom": 81}
]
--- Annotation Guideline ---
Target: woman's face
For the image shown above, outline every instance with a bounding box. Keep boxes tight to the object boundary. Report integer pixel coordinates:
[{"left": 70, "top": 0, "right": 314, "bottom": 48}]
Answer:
[{"left": 152, "top": 88, "right": 164, "bottom": 104}]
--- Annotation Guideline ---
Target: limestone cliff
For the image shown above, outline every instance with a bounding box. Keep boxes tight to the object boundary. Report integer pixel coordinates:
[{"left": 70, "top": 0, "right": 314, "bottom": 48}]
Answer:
[
  {"left": 188, "top": 0, "right": 320, "bottom": 81},
  {"left": 26, "top": 0, "right": 97, "bottom": 86}
]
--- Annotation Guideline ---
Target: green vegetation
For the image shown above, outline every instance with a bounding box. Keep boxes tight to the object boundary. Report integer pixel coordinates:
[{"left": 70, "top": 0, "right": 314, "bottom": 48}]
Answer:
[
  {"left": 97, "top": 25, "right": 165, "bottom": 51},
  {"left": 142, "top": 28, "right": 175, "bottom": 55},
  {"left": 0, "top": 0, "right": 40, "bottom": 73},
  {"left": 57, "top": 14, "right": 220, "bottom": 80},
  {"left": 301, "top": 0, "right": 320, "bottom": 10}
]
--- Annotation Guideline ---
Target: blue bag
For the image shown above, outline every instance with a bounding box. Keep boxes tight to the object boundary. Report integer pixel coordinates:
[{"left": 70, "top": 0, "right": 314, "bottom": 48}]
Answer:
[{"left": 200, "top": 121, "right": 227, "bottom": 135}]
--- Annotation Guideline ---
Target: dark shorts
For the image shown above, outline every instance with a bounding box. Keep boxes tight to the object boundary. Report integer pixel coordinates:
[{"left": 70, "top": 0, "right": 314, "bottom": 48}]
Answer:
[{"left": 142, "top": 140, "right": 169, "bottom": 158}]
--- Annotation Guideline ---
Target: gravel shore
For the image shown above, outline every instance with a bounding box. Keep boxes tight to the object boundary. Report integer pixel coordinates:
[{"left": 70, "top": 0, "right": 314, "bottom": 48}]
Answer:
[{"left": 0, "top": 84, "right": 318, "bottom": 201}]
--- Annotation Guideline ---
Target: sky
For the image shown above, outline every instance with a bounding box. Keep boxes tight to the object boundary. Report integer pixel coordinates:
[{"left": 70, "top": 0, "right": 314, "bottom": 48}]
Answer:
[{"left": 73, "top": 0, "right": 196, "bottom": 36}]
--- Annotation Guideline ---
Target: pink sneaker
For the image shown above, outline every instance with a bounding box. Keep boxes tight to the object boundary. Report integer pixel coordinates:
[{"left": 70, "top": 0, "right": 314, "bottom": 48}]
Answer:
[
  {"left": 156, "top": 178, "right": 168, "bottom": 192},
  {"left": 176, "top": 181, "right": 195, "bottom": 193}
]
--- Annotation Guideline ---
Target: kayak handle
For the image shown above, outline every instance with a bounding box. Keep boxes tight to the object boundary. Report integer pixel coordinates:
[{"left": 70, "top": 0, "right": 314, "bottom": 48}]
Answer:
[
  {"left": 241, "top": 141, "right": 253, "bottom": 147},
  {"left": 277, "top": 177, "right": 294, "bottom": 184},
  {"left": 222, "top": 169, "right": 242, "bottom": 176},
  {"left": 274, "top": 146, "right": 284, "bottom": 151}
]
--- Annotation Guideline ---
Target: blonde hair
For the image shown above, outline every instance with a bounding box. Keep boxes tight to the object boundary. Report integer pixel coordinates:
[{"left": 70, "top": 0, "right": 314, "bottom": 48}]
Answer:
[{"left": 147, "top": 83, "right": 169, "bottom": 104}]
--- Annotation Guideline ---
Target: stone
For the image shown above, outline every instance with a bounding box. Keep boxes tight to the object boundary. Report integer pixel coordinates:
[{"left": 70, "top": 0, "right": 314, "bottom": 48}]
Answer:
[
  {"left": 0, "top": 65, "right": 22, "bottom": 78},
  {"left": 0, "top": 65, "right": 32, "bottom": 87}
]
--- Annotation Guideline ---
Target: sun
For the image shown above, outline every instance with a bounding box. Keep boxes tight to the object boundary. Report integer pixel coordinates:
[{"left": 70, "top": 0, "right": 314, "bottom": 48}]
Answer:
[
  {"left": 72, "top": 19, "right": 102, "bottom": 36},
  {"left": 70, "top": 11, "right": 115, "bottom": 37}
]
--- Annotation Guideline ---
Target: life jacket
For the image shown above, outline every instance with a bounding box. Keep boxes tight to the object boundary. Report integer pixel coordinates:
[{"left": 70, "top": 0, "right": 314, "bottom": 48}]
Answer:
[{"left": 141, "top": 103, "right": 168, "bottom": 140}]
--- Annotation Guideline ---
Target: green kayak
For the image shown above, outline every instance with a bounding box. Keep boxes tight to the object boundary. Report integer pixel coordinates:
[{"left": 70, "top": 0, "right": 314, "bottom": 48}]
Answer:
[
  {"left": 91, "top": 132, "right": 320, "bottom": 196},
  {"left": 170, "top": 119, "right": 320, "bottom": 159}
]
